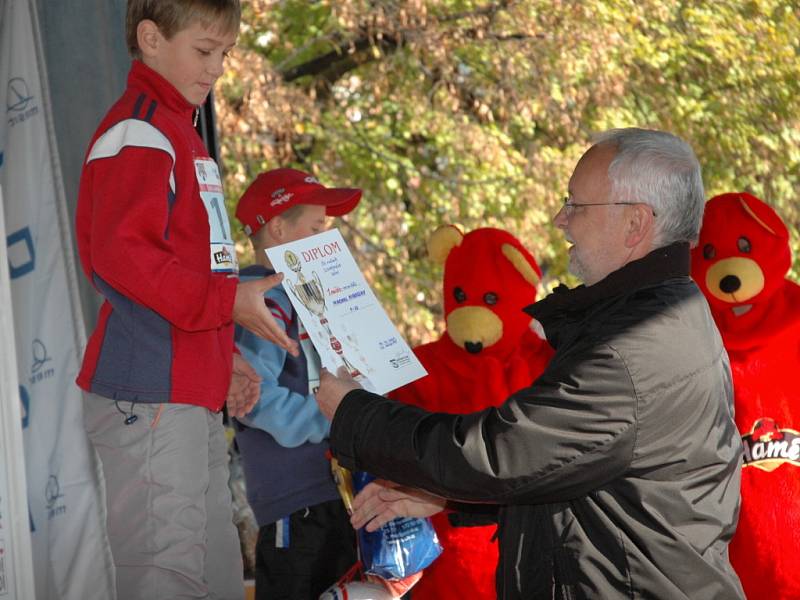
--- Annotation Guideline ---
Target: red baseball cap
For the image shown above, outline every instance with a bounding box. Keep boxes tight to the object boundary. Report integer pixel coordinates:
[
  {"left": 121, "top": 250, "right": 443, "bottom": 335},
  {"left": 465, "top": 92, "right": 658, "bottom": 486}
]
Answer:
[{"left": 236, "top": 168, "right": 362, "bottom": 236}]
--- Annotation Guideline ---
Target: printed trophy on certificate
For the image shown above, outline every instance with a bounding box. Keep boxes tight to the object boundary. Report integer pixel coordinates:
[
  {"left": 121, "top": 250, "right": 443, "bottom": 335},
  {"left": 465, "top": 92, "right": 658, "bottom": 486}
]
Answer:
[{"left": 284, "top": 250, "right": 372, "bottom": 388}]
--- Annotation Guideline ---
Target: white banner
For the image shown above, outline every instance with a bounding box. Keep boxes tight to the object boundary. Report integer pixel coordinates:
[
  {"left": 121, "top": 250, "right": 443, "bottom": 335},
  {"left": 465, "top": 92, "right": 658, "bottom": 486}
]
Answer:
[
  {"left": 0, "top": 2, "right": 115, "bottom": 599},
  {"left": 0, "top": 182, "right": 36, "bottom": 600}
]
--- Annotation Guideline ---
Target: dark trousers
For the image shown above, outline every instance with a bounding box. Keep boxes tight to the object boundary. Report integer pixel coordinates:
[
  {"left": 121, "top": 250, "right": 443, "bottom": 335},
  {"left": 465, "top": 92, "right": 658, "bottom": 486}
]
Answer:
[{"left": 255, "top": 499, "right": 357, "bottom": 600}]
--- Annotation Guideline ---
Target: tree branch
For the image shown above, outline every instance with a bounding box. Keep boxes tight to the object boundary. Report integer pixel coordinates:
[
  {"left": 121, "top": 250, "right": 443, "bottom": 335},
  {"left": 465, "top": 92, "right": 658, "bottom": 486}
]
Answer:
[
  {"left": 276, "top": 2, "right": 530, "bottom": 91},
  {"left": 281, "top": 33, "right": 399, "bottom": 83}
]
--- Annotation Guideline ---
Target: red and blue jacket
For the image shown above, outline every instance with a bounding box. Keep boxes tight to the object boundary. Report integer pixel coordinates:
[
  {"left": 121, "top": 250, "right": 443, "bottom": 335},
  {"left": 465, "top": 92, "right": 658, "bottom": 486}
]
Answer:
[{"left": 75, "top": 60, "right": 238, "bottom": 410}]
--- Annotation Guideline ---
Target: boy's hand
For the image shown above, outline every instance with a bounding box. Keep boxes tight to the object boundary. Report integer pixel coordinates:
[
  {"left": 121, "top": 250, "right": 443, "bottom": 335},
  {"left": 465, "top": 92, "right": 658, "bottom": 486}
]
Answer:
[
  {"left": 316, "top": 367, "right": 361, "bottom": 420},
  {"left": 226, "top": 353, "right": 261, "bottom": 418},
  {"left": 233, "top": 275, "right": 300, "bottom": 356},
  {"left": 350, "top": 479, "right": 446, "bottom": 532}
]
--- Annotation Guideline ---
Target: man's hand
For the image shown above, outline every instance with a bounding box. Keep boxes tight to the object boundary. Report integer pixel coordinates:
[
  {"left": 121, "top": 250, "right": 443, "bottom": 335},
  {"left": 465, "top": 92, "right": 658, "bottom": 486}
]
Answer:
[
  {"left": 315, "top": 367, "right": 361, "bottom": 421},
  {"left": 233, "top": 275, "right": 299, "bottom": 356},
  {"left": 351, "top": 479, "right": 446, "bottom": 532},
  {"left": 226, "top": 353, "right": 261, "bottom": 418}
]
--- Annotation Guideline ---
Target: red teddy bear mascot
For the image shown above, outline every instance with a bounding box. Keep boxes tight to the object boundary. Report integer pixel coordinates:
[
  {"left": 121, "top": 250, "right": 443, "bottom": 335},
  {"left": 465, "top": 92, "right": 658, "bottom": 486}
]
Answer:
[
  {"left": 690, "top": 192, "right": 800, "bottom": 600},
  {"left": 391, "top": 225, "right": 554, "bottom": 600}
]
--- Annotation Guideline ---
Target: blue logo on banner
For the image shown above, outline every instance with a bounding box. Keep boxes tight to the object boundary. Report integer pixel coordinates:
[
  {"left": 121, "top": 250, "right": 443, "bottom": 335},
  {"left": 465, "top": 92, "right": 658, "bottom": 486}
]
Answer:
[
  {"left": 45, "top": 475, "right": 67, "bottom": 519},
  {"left": 7, "top": 77, "right": 33, "bottom": 112},
  {"left": 20, "top": 385, "right": 29, "bottom": 429},
  {"left": 30, "top": 339, "right": 55, "bottom": 385},
  {"left": 6, "top": 77, "right": 39, "bottom": 126},
  {"left": 7, "top": 226, "right": 35, "bottom": 278}
]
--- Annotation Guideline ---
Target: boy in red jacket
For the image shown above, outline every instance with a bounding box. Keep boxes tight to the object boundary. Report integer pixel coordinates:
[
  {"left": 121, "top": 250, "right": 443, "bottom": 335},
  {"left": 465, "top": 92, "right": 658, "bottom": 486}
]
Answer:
[{"left": 75, "top": 2, "right": 296, "bottom": 599}]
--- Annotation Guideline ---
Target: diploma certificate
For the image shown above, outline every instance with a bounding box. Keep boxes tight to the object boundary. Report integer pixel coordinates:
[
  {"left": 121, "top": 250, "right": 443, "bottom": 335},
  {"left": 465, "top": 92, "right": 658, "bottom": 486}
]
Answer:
[{"left": 266, "top": 229, "right": 427, "bottom": 395}]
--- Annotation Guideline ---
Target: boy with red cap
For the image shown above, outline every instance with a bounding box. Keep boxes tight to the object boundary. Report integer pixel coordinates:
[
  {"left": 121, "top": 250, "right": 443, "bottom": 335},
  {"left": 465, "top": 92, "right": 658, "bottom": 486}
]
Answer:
[{"left": 233, "top": 168, "right": 362, "bottom": 600}]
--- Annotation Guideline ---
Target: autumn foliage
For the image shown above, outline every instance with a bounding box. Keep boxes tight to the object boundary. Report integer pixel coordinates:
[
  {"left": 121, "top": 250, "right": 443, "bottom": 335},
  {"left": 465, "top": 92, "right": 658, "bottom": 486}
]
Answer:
[{"left": 216, "top": 0, "right": 800, "bottom": 346}]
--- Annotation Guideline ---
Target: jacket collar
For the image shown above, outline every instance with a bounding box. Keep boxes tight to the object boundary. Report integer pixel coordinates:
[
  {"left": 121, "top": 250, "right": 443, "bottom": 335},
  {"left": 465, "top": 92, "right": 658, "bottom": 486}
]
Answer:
[
  {"left": 128, "top": 60, "right": 196, "bottom": 120},
  {"left": 525, "top": 242, "right": 691, "bottom": 324}
]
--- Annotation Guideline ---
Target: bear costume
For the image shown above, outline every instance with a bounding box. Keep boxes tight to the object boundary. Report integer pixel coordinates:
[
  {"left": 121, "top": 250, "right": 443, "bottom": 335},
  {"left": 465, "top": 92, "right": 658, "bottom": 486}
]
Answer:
[
  {"left": 391, "top": 226, "right": 554, "bottom": 600},
  {"left": 690, "top": 192, "right": 800, "bottom": 600}
]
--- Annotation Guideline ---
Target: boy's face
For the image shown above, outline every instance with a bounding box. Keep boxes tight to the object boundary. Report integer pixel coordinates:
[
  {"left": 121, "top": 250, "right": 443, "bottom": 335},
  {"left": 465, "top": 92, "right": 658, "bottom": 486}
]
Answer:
[
  {"left": 277, "top": 205, "right": 327, "bottom": 243},
  {"left": 142, "top": 19, "right": 236, "bottom": 106}
]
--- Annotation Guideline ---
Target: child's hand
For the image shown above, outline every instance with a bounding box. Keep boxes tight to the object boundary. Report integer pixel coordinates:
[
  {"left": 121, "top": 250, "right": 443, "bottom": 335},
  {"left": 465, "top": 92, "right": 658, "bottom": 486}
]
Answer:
[
  {"left": 233, "top": 275, "right": 300, "bottom": 356},
  {"left": 226, "top": 354, "right": 261, "bottom": 417}
]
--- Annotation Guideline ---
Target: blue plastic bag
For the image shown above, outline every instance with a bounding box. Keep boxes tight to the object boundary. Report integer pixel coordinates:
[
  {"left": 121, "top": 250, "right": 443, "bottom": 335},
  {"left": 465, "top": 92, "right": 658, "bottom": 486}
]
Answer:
[{"left": 352, "top": 471, "right": 443, "bottom": 580}]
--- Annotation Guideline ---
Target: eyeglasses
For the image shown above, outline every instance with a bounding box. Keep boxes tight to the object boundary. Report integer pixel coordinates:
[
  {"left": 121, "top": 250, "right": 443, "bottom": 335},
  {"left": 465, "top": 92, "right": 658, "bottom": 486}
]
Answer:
[{"left": 560, "top": 197, "right": 656, "bottom": 217}]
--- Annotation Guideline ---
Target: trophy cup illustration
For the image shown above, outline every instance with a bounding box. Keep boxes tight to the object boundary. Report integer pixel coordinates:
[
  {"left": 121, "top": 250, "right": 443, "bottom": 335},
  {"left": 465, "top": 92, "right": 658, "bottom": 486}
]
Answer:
[{"left": 284, "top": 250, "right": 373, "bottom": 388}]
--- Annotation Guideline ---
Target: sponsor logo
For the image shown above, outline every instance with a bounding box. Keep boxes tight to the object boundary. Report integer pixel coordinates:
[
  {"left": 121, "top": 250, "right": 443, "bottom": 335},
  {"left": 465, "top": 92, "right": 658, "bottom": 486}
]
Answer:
[
  {"left": 6, "top": 226, "right": 36, "bottom": 279},
  {"left": 304, "top": 176, "right": 320, "bottom": 184},
  {"left": 270, "top": 187, "right": 294, "bottom": 207},
  {"left": 213, "top": 245, "right": 234, "bottom": 266},
  {"left": 742, "top": 417, "right": 800, "bottom": 472},
  {"left": 6, "top": 77, "right": 39, "bottom": 127},
  {"left": 6, "top": 77, "right": 33, "bottom": 112},
  {"left": 389, "top": 354, "right": 412, "bottom": 369},
  {"left": 45, "top": 475, "right": 66, "bottom": 519},
  {"left": 29, "top": 339, "right": 55, "bottom": 386}
]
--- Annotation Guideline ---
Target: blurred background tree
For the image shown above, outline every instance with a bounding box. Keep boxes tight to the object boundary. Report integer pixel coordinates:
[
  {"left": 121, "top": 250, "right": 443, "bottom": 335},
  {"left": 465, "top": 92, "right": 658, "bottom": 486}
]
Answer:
[{"left": 215, "top": 0, "right": 800, "bottom": 346}]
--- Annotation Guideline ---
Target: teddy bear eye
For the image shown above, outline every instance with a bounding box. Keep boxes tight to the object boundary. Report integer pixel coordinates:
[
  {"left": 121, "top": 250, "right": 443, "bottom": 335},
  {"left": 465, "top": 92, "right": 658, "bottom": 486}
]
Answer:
[
  {"left": 737, "top": 237, "right": 751, "bottom": 253},
  {"left": 483, "top": 292, "right": 498, "bottom": 305},
  {"left": 453, "top": 287, "right": 467, "bottom": 303},
  {"left": 703, "top": 244, "right": 716, "bottom": 260}
]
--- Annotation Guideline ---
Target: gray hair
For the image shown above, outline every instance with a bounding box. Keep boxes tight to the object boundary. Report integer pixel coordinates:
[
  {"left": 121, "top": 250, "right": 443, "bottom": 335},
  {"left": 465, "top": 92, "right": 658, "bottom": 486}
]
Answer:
[{"left": 592, "top": 128, "right": 705, "bottom": 247}]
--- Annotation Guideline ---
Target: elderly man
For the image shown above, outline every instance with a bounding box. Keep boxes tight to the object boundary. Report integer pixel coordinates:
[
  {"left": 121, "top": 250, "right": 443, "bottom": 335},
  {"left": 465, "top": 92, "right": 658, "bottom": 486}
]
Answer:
[{"left": 316, "top": 128, "right": 744, "bottom": 599}]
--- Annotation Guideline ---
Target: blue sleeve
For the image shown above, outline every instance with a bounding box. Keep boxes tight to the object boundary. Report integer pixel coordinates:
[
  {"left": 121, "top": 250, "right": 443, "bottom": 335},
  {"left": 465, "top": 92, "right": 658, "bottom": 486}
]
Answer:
[{"left": 235, "top": 288, "right": 331, "bottom": 447}]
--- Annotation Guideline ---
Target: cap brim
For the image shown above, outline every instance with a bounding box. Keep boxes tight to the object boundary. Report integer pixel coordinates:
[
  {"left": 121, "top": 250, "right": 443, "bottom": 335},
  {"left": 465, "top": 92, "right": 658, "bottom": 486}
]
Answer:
[{"left": 302, "top": 188, "right": 363, "bottom": 217}]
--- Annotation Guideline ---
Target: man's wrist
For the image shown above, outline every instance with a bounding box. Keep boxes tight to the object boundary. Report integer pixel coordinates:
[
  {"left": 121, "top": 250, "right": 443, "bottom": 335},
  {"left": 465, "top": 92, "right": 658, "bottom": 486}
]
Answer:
[{"left": 330, "top": 388, "right": 370, "bottom": 470}]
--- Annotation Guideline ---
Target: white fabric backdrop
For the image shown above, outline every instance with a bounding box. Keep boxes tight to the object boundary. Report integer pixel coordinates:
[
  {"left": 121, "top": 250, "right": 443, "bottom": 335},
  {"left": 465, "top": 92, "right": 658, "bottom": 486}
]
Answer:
[
  {"left": 0, "top": 1, "right": 115, "bottom": 598},
  {"left": 0, "top": 182, "right": 36, "bottom": 600}
]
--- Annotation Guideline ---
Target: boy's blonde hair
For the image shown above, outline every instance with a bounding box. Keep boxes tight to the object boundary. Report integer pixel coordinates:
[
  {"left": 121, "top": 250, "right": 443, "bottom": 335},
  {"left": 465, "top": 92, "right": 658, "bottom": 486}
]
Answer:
[{"left": 126, "top": 0, "right": 241, "bottom": 59}]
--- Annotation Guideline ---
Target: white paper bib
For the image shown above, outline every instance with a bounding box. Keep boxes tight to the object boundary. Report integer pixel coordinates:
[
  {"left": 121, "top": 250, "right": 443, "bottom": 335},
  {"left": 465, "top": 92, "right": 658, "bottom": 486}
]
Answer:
[{"left": 195, "top": 157, "right": 238, "bottom": 274}]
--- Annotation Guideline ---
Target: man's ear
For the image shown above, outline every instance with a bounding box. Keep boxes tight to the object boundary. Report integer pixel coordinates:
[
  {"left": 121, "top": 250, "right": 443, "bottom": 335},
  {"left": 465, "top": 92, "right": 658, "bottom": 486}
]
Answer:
[
  {"left": 137, "top": 20, "right": 161, "bottom": 59},
  {"left": 624, "top": 203, "right": 655, "bottom": 248}
]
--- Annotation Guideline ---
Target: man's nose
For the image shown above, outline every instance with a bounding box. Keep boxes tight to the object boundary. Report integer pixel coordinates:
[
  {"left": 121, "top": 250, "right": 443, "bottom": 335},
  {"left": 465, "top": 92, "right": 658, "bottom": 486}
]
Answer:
[{"left": 553, "top": 205, "right": 568, "bottom": 228}]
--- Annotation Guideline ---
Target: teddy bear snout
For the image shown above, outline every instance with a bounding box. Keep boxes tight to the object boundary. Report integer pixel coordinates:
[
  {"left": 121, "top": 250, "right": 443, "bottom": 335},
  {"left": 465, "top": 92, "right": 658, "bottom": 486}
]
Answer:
[
  {"left": 446, "top": 306, "right": 503, "bottom": 353},
  {"left": 705, "top": 256, "right": 765, "bottom": 303}
]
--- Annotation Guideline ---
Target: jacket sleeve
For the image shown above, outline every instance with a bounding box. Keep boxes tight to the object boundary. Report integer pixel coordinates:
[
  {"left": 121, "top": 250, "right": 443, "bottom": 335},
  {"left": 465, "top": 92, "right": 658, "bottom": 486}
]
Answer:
[
  {"left": 330, "top": 342, "right": 637, "bottom": 505},
  {"left": 235, "top": 290, "right": 330, "bottom": 447},
  {"left": 85, "top": 145, "right": 237, "bottom": 332}
]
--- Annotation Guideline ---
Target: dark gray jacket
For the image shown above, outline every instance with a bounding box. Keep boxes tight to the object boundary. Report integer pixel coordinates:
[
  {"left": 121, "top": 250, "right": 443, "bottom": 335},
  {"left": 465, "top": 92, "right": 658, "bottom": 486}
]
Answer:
[{"left": 330, "top": 243, "right": 744, "bottom": 599}]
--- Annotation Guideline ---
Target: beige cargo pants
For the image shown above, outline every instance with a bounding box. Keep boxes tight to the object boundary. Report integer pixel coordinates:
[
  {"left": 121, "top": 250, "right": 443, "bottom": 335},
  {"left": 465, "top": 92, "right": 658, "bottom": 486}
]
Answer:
[{"left": 83, "top": 393, "right": 244, "bottom": 600}]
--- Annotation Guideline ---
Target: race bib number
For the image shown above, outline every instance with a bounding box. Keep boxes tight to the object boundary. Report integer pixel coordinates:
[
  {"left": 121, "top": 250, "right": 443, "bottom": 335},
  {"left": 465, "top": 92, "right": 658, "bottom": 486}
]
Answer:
[{"left": 195, "top": 158, "right": 238, "bottom": 273}]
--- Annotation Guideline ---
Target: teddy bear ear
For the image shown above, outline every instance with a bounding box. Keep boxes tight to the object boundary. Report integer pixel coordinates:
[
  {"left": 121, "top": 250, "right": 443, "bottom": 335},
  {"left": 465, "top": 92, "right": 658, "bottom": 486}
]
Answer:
[
  {"left": 427, "top": 225, "right": 464, "bottom": 264},
  {"left": 502, "top": 243, "right": 540, "bottom": 286},
  {"left": 737, "top": 192, "right": 789, "bottom": 240}
]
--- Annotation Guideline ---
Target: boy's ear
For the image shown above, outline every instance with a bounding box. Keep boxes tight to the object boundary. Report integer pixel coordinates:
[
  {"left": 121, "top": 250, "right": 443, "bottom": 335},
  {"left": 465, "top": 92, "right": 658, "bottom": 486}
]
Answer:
[
  {"left": 137, "top": 19, "right": 161, "bottom": 58},
  {"left": 266, "top": 216, "right": 285, "bottom": 241}
]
